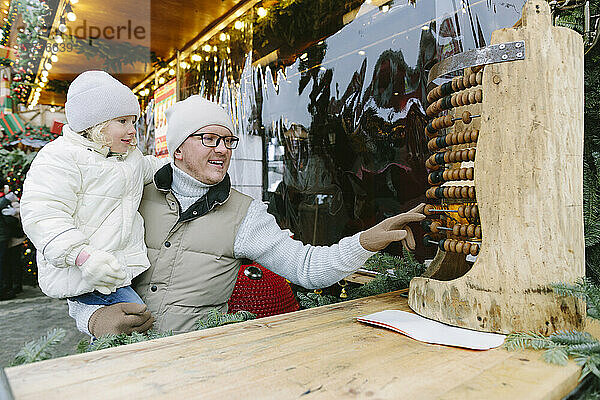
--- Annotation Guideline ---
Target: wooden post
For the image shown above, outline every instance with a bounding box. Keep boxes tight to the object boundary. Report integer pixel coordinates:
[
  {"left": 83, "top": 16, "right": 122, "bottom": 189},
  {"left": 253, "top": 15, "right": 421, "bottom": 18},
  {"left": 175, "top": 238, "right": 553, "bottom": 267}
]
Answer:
[{"left": 409, "top": 0, "right": 585, "bottom": 334}]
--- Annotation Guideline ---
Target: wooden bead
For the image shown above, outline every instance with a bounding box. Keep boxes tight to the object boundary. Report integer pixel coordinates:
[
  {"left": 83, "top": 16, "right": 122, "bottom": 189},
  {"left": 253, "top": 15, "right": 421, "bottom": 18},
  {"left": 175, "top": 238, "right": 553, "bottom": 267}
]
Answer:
[
  {"left": 452, "top": 168, "right": 461, "bottom": 180},
  {"left": 430, "top": 221, "right": 440, "bottom": 233},
  {"left": 451, "top": 94, "right": 458, "bottom": 107},
  {"left": 448, "top": 186, "right": 456, "bottom": 198},
  {"left": 455, "top": 241, "right": 464, "bottom": 253},
  {"left": 452, "top": 78, "right": 458, "bottom": 92},
  {"left": 426, "top": 188, "right": 435, "bottom": 199},
  {"left": 459, "top": 168, "right": 467, "bottom": 180},
  {"left": 476, "top": 71, "right": 483, "bottom": 85},
  {"left": 475, "top": 225, "right": 481, "bottom": 238},
  {"left": 460, "top": 224, "right": 468, "bottom": 237},
  {"left": 444, "top": 114, "right": 453, "bottom": 127},
  {"left": 462, "top": 91, "right": 470, "bottom": 105},
  {"left": 462, "top": 111, "right": 472, "bottom": 124},
  {"left": 471, "top": 205, "right": 479, "bottom": 219},
  {"left": 462, "top": 242, "right": 471, "bottom": 254},
  {"left": 461, "top": 186, "right": 470, "bottom": 198},
  {"left": 453, "top": 224, "right": 461, "bottom": 236},
  {"left": 468, "top": 91, "right": 476, "bottom": 104},
  {"left": 475, "top": 88, "right": 483, "bottom": 103},
  {"left": 443, "top": 169, "right": 451, "bottom": 181},
  {"left": 457, "top": 131, "right": 465, "bottom": 144},
  {"left": 458, "top": 205, "right": 465, "bottom": 218},
  {"left": 449, "top": 240, "right": 457, "bottom": 252},
  {"left": 443, "top": 187, "right": 450, "bottom": 198},
  {"left": 425, "top": 157, "right": 434, "bottom": 170},
  {"left": 458, "top": 77, "right": 465, "bottom": 90},
  {"left": 464, "top": 75, "right": 472, "bottom": 89},
  {"left": 444, "top": 151, "right": 451, "bottom": 163},
  {"left": 469, "top": 73, "right": 477, "bottom": 87},
  {"left": 453, "top": 132, "right": 460, "bottom": 145},
  {"left": 444, "top": 239, "right": 451, "bottom": 252},
  {"left": 467, "top": 224, "right": 476, "bottom": 237},
  {"left": 470, "top": 243, "right": 479, "bottom": 256},
  {"left": 462, "top": 149, "right": 470, "bottom": 161},
  {"left": 470, "top": 130, "right": 479, "bottom": 142},
  {"left": 464, "top": 205, "right": 471, "bottom": 218},
  {"left": 428, "top": 139, "right": 437, "bottom": 151},
  {"left": 466, "top": 167, "right": 474, "bottom": 180},
  {"left": 468, "top": 186, "right": 476, "bottom": 199},
  {"left": 468, "top": 148, "right": 476, "bottom": 161},
  {"left": 424, "top": 204, "right": 435, "bottom": 216}
]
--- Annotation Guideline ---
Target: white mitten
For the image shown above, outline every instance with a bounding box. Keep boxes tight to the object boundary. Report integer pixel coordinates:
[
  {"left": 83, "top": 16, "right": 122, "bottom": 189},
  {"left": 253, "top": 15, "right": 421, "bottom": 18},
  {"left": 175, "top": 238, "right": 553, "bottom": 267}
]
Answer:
[{"left": 76, "top": 247, "right": 127, "bottom": 295}]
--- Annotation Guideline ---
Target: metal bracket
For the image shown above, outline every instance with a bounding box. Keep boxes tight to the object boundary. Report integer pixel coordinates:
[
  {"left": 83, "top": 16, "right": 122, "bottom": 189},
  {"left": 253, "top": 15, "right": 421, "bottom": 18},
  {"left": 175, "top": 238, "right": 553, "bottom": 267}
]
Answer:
[{"left": 428, "top": 41, "right": 526, "bottom": 84}]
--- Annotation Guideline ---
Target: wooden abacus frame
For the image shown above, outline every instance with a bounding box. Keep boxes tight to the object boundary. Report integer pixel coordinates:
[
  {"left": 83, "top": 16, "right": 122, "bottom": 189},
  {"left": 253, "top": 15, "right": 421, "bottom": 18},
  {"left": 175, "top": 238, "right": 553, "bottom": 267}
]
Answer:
[{"left": 408, "top": 0, "right": 585, "bottom": 334}]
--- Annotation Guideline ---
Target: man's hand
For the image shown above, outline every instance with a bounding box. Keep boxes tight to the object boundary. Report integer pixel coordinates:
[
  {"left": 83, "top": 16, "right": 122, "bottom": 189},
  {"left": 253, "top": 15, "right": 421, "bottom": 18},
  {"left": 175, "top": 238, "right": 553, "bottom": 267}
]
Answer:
[
  {"left": 88, "top": 302, "right": 155, "bottom": 337},
  {"left": 359, "top": 203, "right": 425, "bottom": 252}
]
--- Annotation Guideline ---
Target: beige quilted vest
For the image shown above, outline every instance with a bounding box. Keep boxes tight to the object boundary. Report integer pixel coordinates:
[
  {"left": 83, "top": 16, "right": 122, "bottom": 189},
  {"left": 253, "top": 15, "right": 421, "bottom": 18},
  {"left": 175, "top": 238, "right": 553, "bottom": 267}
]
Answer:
[{"left": 133, "top": 166, "right": 252, "bottom": 334}]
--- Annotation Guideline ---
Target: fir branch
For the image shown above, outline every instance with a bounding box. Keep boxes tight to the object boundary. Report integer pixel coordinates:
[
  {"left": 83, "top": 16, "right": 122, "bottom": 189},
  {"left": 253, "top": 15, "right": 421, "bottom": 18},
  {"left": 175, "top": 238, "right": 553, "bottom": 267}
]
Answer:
[
  {"left": 504, "top": 331, "right": 552, "bottom": 351},
  {"left": 543, "top": 346, "right": 569, "bottom": 365},
  {"left": 551, "top": 279, "right": 600, "bottom": 320},
  {"left": 295, "top": 291, "right": 339, "bottom": 308},
  {"left": 80, "top": 330, "right": 173, "bottom": 353},
  {"left": 194, "top": 309, "right": 256, "bottom": 330},
  {"left": 550, "top": 330, "right": 596, "bottom": 346},
  {"left": 11, "top": 328, "right": 66, "bottom": 366},
  {"left": 348, "top": 250, "right": 425, "bottom": 299}
]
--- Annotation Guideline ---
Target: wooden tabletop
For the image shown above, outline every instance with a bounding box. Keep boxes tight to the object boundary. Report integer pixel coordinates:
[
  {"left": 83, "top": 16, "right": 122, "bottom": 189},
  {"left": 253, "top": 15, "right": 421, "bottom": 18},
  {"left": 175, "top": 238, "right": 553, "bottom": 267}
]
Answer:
[{"left": 5, "top": 291, "right": 586, "bottom": 399}]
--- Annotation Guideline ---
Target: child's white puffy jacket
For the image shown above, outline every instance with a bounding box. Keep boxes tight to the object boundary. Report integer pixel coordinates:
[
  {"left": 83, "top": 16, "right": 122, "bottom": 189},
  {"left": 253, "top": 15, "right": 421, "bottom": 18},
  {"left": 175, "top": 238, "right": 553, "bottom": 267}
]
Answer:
[{"left": 20, "top": 125, "right": 164, "bottom": 298}]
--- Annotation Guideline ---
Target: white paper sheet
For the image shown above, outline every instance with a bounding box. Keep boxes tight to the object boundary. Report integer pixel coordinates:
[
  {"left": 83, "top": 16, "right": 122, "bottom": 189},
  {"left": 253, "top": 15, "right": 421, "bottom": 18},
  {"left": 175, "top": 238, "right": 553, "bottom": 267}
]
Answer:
[{"left": 357, "top": 310, "right": 505, "bottom": 350}]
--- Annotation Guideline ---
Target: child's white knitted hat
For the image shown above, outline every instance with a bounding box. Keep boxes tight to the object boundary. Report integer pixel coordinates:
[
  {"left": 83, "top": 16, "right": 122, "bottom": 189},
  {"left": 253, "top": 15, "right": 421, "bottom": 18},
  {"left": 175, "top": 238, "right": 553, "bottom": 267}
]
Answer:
[{"left": 65, "top": 70, "right": 140, "bottom": 132}]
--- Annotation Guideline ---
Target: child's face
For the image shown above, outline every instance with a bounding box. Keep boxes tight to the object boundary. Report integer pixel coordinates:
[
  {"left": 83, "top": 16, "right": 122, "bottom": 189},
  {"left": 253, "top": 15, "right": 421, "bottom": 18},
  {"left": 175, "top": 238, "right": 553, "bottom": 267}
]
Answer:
[{"left": 103, "top": 116, "right": 137, "bottom": 153}]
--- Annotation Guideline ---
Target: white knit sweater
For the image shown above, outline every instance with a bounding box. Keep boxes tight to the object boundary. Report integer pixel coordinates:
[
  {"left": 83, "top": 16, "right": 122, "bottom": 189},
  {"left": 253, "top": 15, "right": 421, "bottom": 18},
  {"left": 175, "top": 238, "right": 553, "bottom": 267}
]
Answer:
[{"left": 68, "top": 164, "right": 375, "bottom": 335}]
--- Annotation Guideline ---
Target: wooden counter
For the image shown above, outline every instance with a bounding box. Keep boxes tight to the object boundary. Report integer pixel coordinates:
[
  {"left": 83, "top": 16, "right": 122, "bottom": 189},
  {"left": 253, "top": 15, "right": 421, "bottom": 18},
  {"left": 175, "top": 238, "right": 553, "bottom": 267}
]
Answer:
[{"left": 4, "top": 291, "right": 587, "bottom": 399}]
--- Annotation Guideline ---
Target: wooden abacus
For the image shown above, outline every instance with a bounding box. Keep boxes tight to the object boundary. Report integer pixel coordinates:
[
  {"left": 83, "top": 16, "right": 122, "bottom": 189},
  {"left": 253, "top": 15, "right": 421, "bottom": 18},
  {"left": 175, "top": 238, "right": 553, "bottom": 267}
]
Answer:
[{"left": 408, "top": 0, "right": 585, "bottom": 334}]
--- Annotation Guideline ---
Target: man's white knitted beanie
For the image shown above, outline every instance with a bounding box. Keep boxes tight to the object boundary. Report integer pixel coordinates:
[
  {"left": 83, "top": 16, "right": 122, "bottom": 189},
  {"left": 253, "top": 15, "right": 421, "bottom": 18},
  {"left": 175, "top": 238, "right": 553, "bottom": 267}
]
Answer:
[
  {"left": 65, "top": 70, "right": 140, "bottom": 132},
  {"left": 165, "top": 95, "right": 235, "bottom": 156}
]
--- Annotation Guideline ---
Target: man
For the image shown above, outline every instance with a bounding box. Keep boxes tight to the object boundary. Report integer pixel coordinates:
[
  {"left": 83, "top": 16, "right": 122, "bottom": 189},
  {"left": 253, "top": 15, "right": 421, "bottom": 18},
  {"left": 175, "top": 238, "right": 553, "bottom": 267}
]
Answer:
[{"left": 69, "top": 95, "right": 425, "bottom": 336}]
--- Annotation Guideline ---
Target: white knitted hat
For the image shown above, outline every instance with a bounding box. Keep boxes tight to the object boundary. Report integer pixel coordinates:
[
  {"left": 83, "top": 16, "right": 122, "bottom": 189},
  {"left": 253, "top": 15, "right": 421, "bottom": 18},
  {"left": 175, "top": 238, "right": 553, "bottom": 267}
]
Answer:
[
  {"left": 65, "top": 70, "right": 140, "bottom": 132},
  {"left": 165, "top": 95, "right": 235, "bottom": 156}
]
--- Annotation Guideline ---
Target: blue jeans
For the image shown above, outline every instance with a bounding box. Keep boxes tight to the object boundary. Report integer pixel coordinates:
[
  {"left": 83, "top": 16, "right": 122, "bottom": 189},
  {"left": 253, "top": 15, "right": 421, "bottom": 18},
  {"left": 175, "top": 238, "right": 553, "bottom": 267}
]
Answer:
[{"left": 69, "top": 285, "right": 144, "bottom": 306}]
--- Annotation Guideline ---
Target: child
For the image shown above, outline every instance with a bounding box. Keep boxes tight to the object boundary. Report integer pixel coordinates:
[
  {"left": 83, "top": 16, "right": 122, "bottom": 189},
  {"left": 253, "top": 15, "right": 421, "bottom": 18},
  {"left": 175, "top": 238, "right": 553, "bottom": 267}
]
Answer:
[{"left": 20, "top": 71, "right": 162, "bottom": 336}]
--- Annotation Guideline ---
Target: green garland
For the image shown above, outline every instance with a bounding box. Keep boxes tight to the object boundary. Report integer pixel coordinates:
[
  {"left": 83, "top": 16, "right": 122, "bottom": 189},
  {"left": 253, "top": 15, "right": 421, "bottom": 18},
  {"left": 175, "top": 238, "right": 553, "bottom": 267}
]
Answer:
[{"left": 12, "top": 0, "right": 51, "bottom": 104}]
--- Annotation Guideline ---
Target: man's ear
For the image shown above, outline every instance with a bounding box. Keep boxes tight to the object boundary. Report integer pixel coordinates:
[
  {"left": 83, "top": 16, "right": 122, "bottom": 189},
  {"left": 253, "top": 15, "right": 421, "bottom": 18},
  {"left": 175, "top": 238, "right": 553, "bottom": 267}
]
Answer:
[{"left": 173, "top": 147, "right": 183, "bottom": 160}]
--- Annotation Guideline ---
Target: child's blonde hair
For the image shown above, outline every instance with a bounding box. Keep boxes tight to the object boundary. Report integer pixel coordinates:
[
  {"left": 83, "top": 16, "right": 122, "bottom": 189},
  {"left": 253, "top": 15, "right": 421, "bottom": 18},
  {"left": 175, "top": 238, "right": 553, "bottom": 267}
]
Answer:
[{"left": 79, "top": 118, "right": 137, "bottom": 151}]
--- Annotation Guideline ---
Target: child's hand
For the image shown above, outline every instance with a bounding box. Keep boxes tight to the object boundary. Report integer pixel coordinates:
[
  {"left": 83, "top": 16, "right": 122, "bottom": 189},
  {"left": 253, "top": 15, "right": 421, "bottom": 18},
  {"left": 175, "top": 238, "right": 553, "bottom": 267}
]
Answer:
[{"left": 77, "top": 247, "right": 127, "bottom": 292}]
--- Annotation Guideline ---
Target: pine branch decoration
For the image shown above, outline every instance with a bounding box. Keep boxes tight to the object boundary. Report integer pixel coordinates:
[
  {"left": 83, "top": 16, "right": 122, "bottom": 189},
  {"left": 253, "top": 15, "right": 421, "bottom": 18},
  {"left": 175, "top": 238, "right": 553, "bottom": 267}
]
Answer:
[
  {"left": 551, "top": 278, "right": 600, "bottom": 320},
  {"left": 11, "top": 328, "right": 66, "bottom": 366},
  {"left": 78, "top": 330, "right": 174, "bottom": 353},
  {"left": 506, "top": 330, "right": 600, "bottom": 381},
  {"left": 194, "top": 309, "right": 256, "bottom": 330}
]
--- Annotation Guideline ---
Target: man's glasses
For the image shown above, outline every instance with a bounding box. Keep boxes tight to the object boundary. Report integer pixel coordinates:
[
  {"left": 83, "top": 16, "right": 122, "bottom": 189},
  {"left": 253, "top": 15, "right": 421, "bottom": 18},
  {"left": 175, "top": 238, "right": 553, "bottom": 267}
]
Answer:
[{"left": 189, "top": 133, "right": 240, "bottom": 149}]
